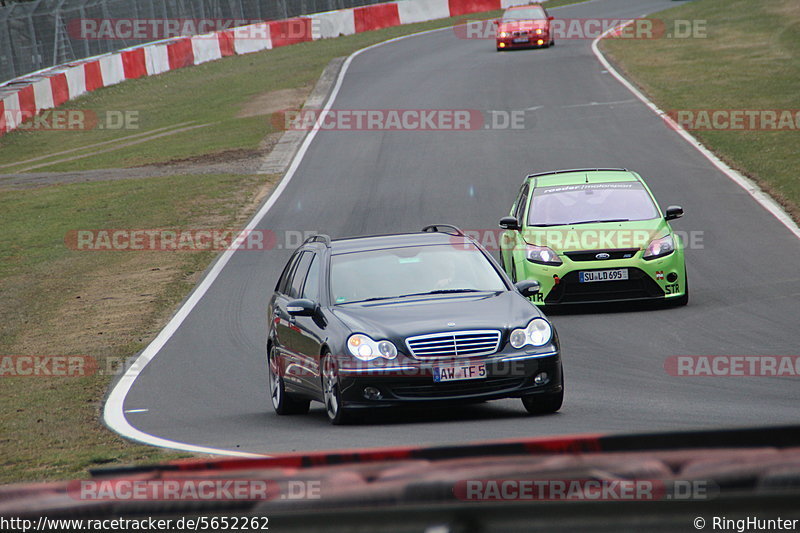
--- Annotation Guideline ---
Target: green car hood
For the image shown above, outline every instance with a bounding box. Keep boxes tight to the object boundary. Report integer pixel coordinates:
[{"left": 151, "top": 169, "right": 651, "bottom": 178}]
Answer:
[{"left": 520, "top": 218, "right": 671, "bottom": 252}]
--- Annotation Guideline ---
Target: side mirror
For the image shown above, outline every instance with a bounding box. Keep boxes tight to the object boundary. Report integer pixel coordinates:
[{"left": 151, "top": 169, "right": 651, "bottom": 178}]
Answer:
[
  {"left": 665, "top": 205, "right": 684, "bottom": 221},
  {"left": 499, "top": 216, "right": 521, "bottom": 231},
  {"left": 286, "top": 299, "right": 317, "bottom": 317},
  {"left": 493, "top": 19, "right": 499, "bottom": 26},
  {"left": 548, "top": 15, "right": 554, "bottom": 21},
  {"left": 515, "top": 280, "right": 540, "bottom": 298}
]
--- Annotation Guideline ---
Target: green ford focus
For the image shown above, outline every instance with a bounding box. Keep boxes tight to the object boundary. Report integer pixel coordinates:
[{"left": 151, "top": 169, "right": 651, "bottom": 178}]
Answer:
[{"left": 498, "top": 168, "right": 688, "bottom": 307}]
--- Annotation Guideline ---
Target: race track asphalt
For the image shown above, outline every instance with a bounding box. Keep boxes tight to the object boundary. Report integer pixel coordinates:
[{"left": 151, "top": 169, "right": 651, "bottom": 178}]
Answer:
[{"left": 114, "top": 0, "right": 800, "bottom": 454}]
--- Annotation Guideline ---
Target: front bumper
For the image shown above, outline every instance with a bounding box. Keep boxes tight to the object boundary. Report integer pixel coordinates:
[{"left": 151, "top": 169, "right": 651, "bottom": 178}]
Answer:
[
  {"left": 496, "top": 32, "right": 549, "bottom": 49},
  {"left": 337, "top": 351, "right": 561, "bottom": 408},
  {"left": 518, "top": 250, "right": 686, "bottom": 306}
]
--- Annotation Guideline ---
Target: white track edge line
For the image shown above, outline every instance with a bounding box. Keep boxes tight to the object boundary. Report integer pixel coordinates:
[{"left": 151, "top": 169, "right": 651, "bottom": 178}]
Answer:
[
  {"left": 101, "top": 26, "right": 455, "bottom": 458},
  {"left": 591, "top": 23, "right": 800, "bottom": 241}
]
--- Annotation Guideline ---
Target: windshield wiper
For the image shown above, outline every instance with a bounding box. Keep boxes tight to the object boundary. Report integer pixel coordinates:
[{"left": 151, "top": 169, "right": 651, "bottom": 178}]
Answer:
[
  {"left": 344, "top": 295, "right": 405, "bottom": 303},
  {"left": 342, "top": 289, "right": 489, "bottom": 304},
  {"left": 399, "top": 289, "right": 490, "bottom": 297},
  {"left": 567, "top": 218, "right": 630, "bottom": 225}
]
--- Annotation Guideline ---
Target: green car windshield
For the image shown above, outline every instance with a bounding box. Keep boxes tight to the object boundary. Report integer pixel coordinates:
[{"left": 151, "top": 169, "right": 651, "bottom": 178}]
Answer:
[
  {"left": 330, "top": 244, "right": 506, "bottom": 304},
  {"left": 528, "top": 182, "right": 659, "bottom": 226}
]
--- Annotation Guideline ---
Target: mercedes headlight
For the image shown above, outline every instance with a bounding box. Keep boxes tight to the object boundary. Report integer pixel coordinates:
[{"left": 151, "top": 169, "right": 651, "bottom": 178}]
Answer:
[
  {"left": 347, "top": 334, "right": 398, "bottom": 361},
  {"left": 509, "top": 318, "right": 553, "bottom": 348}
]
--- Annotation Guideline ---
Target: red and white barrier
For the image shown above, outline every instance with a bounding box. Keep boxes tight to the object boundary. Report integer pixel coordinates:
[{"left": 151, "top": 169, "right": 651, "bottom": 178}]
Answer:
[
  {"left": 398, "top": 0, "right": 451, "bottom": 25},
  {"left": 0, "top": 0, "right": 544, "bottom": 137},
  {"left": 16, "top": 85, "right": 36, "bottom": 125},
  {"left": 31, "top": 77, "right": 55, "bottom": 114},
  {"left": 64, "top": 64, "right": 88, "bottom": 99},
  {"left": 270, "top": 18, "right": 314, "bottom": 48},
  {"left": 98, "top": 53, "right": 126, "bottom": 87},
  {"left": 84, "top": 60, "right": 104, "bottom": 92},
  {"left": 0, "top": 92, "right": 21, "bottom": 133},
  {"left": 121, "top": 48, "right": 148, "bottom": 80},
  {"left": 232, "top": 23, "right": 271, "bottom": 55},
  {"left": 49, "top": 72, "right": 70, "bottom": 107},
  {"left": 311, "top": 10, "right": 357, "bottom": 39},
  {"left": 217, "top": 31, "right": 236, "bottom": 57},
  {"left": 448, "top": 0, "right": 500, "bottom": 18},
  {"left": 354, "top": 3, "right": 401, "bottom": 33},
  {"left": 191, "top": 34, "right": 223, "bottom": 65},
  {"left": 166, "top": 38, "right": 195, "bottom": 70},
  {"left": 145, "top": 44, "right": 171, "bottom": 76}
]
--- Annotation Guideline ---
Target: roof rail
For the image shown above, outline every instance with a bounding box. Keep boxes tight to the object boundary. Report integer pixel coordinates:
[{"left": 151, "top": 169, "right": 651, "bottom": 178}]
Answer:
[
  {"left": 302, "top": 234, "right": 332, "bottom": 247},
  {"left": 421, "top": 224, "right": 465, "bottom": 237},
  {"left": 526, "top": 168, "right": 628, "bottom": 179}
]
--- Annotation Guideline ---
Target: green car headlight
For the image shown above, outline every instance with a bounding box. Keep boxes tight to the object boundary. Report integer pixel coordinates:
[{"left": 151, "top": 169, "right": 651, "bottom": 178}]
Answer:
[
  {"left": 643, "top": 234, "right": 675, "bottom": 260},
  {"left": 525, "top": 244, "right": 562, "bottom": 266}
]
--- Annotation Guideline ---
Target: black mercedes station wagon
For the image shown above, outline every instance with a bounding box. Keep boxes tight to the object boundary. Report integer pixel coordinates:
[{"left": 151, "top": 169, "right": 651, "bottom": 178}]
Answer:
[{"left": 266, "top": 225, "right": 563, "bottom": 424}]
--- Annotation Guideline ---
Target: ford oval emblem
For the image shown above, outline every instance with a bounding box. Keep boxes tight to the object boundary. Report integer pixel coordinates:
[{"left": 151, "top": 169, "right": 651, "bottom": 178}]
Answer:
[{"left": 596, "top": 252, "right": 611, "bottom": 260}]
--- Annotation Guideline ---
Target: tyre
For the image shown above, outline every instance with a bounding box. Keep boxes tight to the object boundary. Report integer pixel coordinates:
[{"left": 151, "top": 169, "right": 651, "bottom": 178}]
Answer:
[
  {"left": 322, "top": 353, "right": 356, "bottom": 425},
  {"left": 268, "top": 345, "right": 310, "bottom": 415},
  {"left": 521, "top": 370, "right": 563, "bottom": 415}
]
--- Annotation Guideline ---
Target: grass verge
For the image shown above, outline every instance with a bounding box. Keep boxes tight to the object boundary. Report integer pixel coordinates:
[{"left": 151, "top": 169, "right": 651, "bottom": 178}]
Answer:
[
  {"left": 600, "top": 0, "right": 800, "bottom": 221},
  {"left": 0, "top": 172, "right": 276, "bottom": 483}
]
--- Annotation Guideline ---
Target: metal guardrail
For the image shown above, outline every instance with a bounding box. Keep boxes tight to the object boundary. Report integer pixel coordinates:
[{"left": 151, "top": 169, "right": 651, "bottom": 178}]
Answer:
[{"left": 0, "top": 0, "right": 388, "bottom": 83}]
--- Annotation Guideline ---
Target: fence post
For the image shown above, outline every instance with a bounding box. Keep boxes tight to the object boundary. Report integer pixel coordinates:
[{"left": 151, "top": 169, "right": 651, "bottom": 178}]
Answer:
[
  {"left": 0, "top": 6, "right": 17, "bottom": 80},
  {"left": 26, "top": 1, "right": 41, "bottom": 73},
  {"left": 77, "top": 2, "right": 90, "bottom": 58}
]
